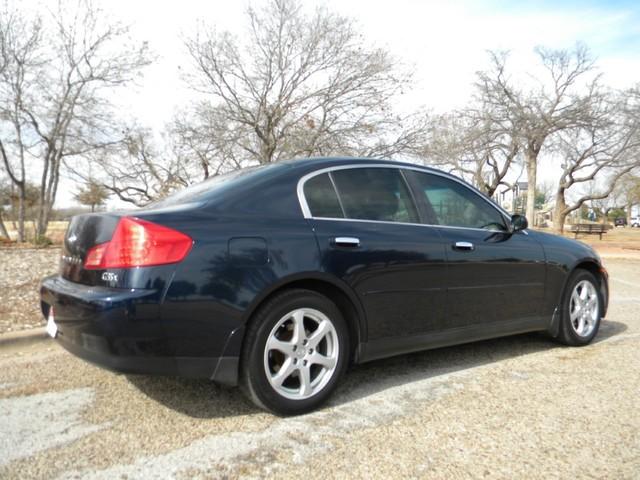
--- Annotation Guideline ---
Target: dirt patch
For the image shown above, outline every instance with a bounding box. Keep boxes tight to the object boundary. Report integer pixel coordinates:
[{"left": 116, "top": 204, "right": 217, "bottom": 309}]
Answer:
[{"left": 0, "top": 248, "right": 61, "bottom": 334}]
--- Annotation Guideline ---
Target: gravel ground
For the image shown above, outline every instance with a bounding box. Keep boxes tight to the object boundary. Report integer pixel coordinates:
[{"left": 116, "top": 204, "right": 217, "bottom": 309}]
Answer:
[
  {"left": 0, "top": 257, "right": 638, "bottom": 479},
  {"left": 0, "top": 248, "right": 61, "bottom": 334}
]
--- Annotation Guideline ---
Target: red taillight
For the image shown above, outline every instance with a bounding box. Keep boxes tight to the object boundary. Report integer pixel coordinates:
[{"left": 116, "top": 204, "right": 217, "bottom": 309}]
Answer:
[{"left": 84, "top": 217, "right": 193, "bottom": 269}]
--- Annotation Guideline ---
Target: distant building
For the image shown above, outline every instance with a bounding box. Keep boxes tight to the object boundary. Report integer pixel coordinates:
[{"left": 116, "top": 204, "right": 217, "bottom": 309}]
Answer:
[{"left": 494, "top": 182, "right": 527, "bottom": 213}]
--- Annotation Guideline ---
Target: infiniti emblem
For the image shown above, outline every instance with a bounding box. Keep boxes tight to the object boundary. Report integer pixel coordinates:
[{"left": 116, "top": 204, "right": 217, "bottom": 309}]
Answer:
[
  {"left": 61, "top": 255, "right": 82, "bottom": 265},
  {"left": 68, "top": 233, "right": 78, "bottom": 243}
]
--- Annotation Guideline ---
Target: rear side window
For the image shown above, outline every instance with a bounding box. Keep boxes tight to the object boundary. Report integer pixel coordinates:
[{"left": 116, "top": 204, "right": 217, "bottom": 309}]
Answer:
[
  {"left": 304, "top": 173, "right": 344, "bottom": 218},
  {"left": 411, "top": 172, "right": 507, "bottom": 231},
  {"left": 330, "top": 168, "right": 419, "bottom": 223},
  {"left": 150, "top": 163, "right": 286, "bottom": 208}
]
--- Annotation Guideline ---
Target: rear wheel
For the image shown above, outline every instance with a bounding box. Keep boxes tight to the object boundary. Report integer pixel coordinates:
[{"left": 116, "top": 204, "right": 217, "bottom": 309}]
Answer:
[
  {"left": 240, "top": 289, "right": 349, "bottom": 415},
  {"left": 555, "top": 269, "right": 602, "bottom": 346}
]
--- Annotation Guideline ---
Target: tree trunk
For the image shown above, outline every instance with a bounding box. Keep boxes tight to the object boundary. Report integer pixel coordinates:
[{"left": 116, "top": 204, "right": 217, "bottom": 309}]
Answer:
[
  {"left": 553, "top": 189, "right": 568, "bottom": 233},
  {"left": 17, "top": 187, "right": 25, "bottom": 242},
  {"left": 36, "top": 203, "right": 50, "bottom": 238},
  {"left": 627, "top": 203, "right": 633, "bottom": 225},
  {"left": 0, "top": 210, "right": 10, "bottom": 240},
  {"left": 525, "top": 149, "right": 537, "bottom": 226}
]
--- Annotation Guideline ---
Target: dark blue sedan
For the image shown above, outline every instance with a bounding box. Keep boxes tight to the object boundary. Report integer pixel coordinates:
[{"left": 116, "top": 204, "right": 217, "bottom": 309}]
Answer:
[{"left": 40, "top": 158, "right": 608, "bottom": 414}]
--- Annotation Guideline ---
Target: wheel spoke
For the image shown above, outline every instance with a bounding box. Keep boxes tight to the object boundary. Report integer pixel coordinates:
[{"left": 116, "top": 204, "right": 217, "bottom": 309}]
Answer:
[
  {"left": 271, "top": 358, "right": 295, "bottom": 387},
  {"left": 307, "top": 320, "right": 331, "bottom": 349},
  {"left": 570, "top": 300, "right": 581, "bottom": 321},
  {"left": 291, "top": 310, "right": 306, "bottom": 344},
  {"left": 571, "top": 291, "right": 582, "bottom": 310},
  {"left": 299, "top": 365, "right": 312, "bottom": 396},
  {"left": 267, "top": 336, "right": 295, "bottom": 356},
  {"left": 576, "top": 316, "right": 585, "bottom": 335},
  {"left": 579, "top": 285, "right": 589, "bottom": 301},
  {"left": 308, "top": 351, "right": 336, "bottom": 369}
]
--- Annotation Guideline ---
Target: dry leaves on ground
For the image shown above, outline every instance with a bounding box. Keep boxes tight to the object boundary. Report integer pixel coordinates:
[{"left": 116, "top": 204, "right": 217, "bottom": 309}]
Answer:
[{"left": 0, "top": 248, "right": 61, "bottom": 334}]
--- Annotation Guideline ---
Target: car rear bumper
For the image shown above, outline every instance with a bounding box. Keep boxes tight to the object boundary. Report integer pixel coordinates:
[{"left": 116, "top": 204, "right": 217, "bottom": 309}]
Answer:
[{"left": 39, "top": 275, "right": 240, "bottom": 385}]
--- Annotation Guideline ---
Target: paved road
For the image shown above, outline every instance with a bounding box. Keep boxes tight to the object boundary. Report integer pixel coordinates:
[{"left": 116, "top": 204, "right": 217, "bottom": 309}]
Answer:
[{"left": 1, "top": 257, "right": 639, "bottom": 479}]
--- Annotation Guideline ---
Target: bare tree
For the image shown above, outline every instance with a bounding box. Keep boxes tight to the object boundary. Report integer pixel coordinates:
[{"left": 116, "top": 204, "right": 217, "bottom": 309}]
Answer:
[
  {"left": 0, "top": 8, "right": 42, "bottom": 241},
  {"left": 551, "top": 91, "right": 640, "bottom": 232},
  {"left": 617, "top": 174, "right": 640, "bottom": 224},
  {"left": 476, "top": 45, "right": 599, "bottom": 224},
  {"left": 0, "top": 175, "right": 11, "bottom": 238},
  {"left": 170, "top": 108, "right": 248, "bottom": 180},
  {"left": 424, "top": 107, "right": 520, "bottom": 197},
  {"left": 591, "top": 191, "right": 623, "bottom": 225},
  {"left": 70, "top": 127, "right": 192, "bottom": 207},
  {"left": 0, "top": 0, "right": 150, "bottom": 239},
  {"left": 179, "top": 0, "right": 423, "bottom": 171}
]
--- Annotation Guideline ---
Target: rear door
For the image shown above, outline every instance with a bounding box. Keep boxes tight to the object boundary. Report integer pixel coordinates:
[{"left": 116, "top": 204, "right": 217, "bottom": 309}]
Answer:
[
  {"left": 405, "top": 170, "right": 547, "bottom": 331},
  {"left": 301, "top": 166, "right": 448, "bottom": 344}
]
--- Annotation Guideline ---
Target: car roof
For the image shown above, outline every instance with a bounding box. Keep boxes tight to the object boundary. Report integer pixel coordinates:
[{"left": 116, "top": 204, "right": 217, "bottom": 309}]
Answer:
[
  {"left": 145, "top": 156, "right": 507, "bottom": 219},
  {"left": 280, "top": 156, "right": 441, "bottom": 174}
]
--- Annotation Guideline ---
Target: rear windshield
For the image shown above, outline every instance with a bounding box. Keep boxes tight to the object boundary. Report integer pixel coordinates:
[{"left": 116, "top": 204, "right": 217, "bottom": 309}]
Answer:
[{"left": 149, "top": 163, "right": 288, "bottom": 208}]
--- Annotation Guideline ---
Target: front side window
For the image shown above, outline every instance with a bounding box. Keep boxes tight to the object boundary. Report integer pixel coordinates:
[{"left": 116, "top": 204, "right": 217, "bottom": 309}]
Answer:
[
  {"left": 411, "top": 172, "right": 507, "bottom": 231},
  {"left": 330, "top": 168, "right": 419, "bottom": 223}
]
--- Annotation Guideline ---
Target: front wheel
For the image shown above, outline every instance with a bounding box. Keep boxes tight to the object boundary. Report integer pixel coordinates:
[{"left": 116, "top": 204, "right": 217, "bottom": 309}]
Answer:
[
  {"left": 555, "top": 269, "right": 602, "bottom": 346},
  {"left": 240, "top": 289, "right": 349, "bottom": 415}
]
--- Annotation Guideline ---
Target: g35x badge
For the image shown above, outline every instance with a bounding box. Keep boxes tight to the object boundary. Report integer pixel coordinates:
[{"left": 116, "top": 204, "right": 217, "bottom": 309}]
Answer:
[{"left": 101, "top": 272, "right": 118, "bottom": 283}]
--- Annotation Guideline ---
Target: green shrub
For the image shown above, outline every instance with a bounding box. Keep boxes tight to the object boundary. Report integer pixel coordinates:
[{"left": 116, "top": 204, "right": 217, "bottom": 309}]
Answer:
[{"left": 34, "top": 235, "right": 53, "bottom": 247}]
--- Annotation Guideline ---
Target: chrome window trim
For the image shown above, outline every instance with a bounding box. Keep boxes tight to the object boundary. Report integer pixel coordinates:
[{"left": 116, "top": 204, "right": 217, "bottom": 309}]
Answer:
[
  {"left": 297, "top": 163, "right": 514, "bottom": 231},
  {"left": 327, "top": 171, "right": 346, "bottom": 218},
  {"left": 303, "top": 216, "right": 514, "bottom": 234}
]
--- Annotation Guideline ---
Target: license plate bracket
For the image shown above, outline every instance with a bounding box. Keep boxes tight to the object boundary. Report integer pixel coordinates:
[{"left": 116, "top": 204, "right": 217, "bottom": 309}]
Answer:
[{"left": 46, "top": 308, "right": 58, "bottom": 338}]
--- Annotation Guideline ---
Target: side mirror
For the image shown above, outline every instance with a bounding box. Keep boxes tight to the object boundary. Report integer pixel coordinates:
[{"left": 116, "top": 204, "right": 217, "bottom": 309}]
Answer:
[{"left": 511, "top": 214, "right": 528, "bottom": 232}]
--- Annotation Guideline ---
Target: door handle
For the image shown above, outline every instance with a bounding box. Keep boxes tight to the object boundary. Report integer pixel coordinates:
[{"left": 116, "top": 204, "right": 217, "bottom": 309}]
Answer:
[
  {"left": 453, "top": 241, "right": 474, "bottom": 251},
  {"left": 333, "top": 237, "right": 360, "bottom": 247}
]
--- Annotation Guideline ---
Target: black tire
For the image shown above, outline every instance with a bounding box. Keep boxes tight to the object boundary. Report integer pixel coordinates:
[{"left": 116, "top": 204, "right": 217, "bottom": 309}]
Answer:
[
  {"left": 240, "top": 289, "right": 349, "bottom": 415},
  {"left": 555, "top": 269, "right": 602, "bottom": 346}
]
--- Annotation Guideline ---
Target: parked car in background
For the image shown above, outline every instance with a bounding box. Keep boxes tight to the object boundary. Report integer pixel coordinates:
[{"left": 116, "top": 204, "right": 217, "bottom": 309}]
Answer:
[
  {"left": 40, "top": 158, "right": 609, "bottom": 415},
  {"left": 614, "top": 217, "right": 627, "bottom": 227},
  {"left": 632, "top": 217, "right": 640, "bottom": 228}
]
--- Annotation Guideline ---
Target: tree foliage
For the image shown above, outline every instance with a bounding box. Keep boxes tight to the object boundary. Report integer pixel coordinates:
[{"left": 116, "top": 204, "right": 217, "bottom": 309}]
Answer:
[
  {"left": 0, "top": 0, "right": 150, "bottom": 240},
  {"left": 423, "top": 104, "right": 521, "bottom": 197},
  {"left": 1, "top": 1, "right": 637, "bottom": 226},
  {"left": 73, "top": 180, "right": 110, "bottom": 212},
  {"left": 551, "top": 86, "right": 640, "bottom": 231},
  {"left": 178, "top": 0, "right": 424, "bottom": 173},
  {"left": 474, "top": 45, "right": 600, "bottom": 224}
]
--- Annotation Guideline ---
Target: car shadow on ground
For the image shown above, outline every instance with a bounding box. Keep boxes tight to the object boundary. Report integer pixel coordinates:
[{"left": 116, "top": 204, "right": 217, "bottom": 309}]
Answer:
[
  {"left": 330, "top": 319, "right": 627, "bottom": 408},
  {"left": 126, "top": 375, "right": 259, "bottom": 418},
  {"left": 126, "top": 319, "right": 627, "bottom": 419}
]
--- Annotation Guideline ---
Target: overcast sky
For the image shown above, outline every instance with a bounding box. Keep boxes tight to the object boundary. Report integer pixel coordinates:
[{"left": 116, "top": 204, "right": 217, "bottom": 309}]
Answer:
[
  {"left": 57, "top": 0, "right": 640, "bottom": 207},
  {"left": 107, "top": 0, "right": 640, "bottom": 125}
]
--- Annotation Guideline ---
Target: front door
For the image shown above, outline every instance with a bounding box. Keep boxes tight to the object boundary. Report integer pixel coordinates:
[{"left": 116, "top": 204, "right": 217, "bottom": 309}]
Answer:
[{"left": 405, "top": 170, "right": 546, "bottom": 331}]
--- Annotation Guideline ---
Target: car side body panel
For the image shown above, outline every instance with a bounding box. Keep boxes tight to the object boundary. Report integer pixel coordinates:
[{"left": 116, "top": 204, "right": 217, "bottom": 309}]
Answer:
[
  {"left": 40, "top": 158, "right": 608, "bottom": 388},
  {"left": 530, "top": 230, "right": 608, "bottom": 319}
]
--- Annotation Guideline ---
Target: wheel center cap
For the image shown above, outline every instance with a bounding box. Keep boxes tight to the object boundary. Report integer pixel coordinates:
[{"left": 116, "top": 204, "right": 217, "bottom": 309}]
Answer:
[{"left": 296, "top": 348, "right": 306, "bottom": 359}]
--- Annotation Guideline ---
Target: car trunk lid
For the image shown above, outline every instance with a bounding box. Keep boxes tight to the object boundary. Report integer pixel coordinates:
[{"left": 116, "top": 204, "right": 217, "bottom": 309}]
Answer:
[{"left": 60, "top": 213, "right": 121, "bottom": 285}]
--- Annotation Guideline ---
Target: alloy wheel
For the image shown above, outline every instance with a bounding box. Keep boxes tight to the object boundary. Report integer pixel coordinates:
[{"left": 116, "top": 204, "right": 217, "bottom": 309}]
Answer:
[
  {"left": 569, "top": 280, "right": 599, "bottom": 337},
  {"left": 263, "top": 308, "right": 339, "bottom": 400}
]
